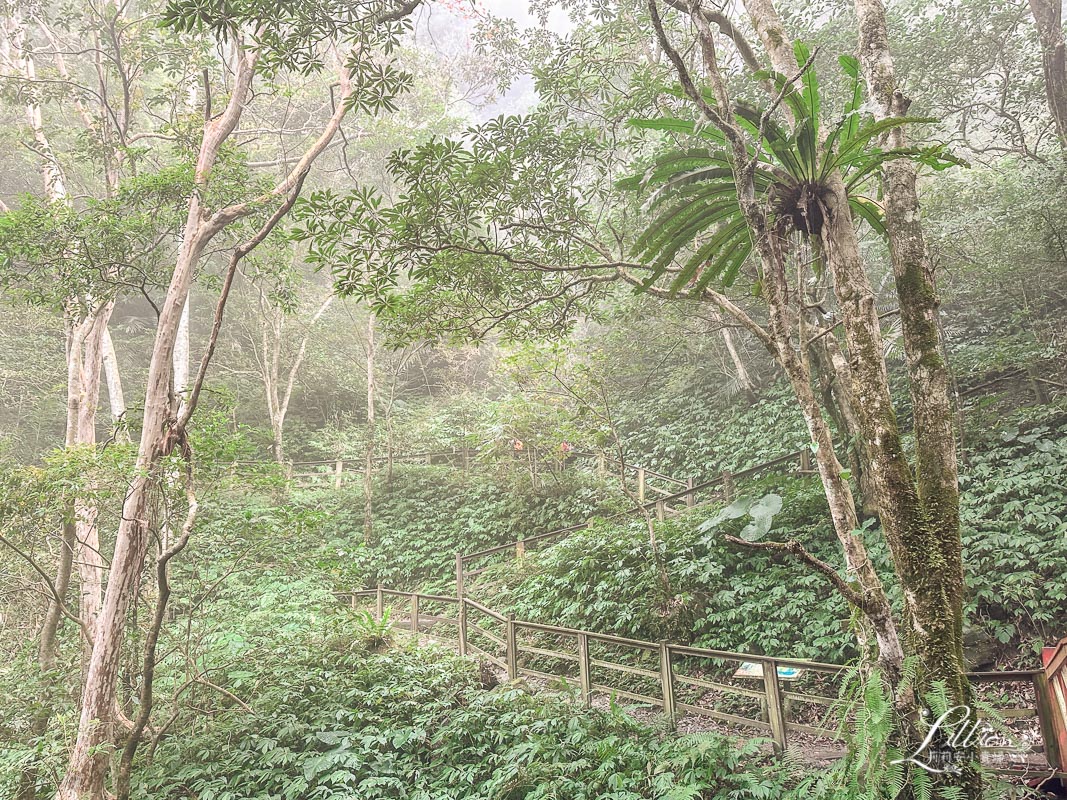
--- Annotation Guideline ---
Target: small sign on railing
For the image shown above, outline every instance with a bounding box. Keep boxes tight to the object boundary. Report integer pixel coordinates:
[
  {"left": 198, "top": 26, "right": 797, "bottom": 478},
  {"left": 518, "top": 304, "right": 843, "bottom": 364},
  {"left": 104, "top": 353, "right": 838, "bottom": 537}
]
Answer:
[{"left": 733, "top": 661, "right": 804, "bottom": 680}]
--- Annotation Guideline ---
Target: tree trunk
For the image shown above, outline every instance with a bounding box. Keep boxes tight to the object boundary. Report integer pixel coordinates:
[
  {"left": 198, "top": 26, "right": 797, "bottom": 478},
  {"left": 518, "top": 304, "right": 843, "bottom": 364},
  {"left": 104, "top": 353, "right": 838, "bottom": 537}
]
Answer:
[
  {"left": 363, "top": 312, "right": 376, "bottom": 546},
  {"left": 1028, "top": 0, "right": 1067, "bottom": 146},
  {"left": 55, "top": 200, "right": 208, "bottom": 800},
  {"left": 853, "top": 0, "right": 972, "bottom": 708},
  {"left": 173, "top": 296, "right": 191, "bottom": 410},
  {"left": 55, "top": 47, "right": 259, "bottom": 797},
  {"left": 256, "top": 288, "right": 333, "bottom": 465},
  {"left": 17, "top": 517, "right": 76, "bottom": 800},
  {"left": 810, "top": 332, "right": 879, "bottom": 517},
  {"left": 68, "top": 303, "right": 113, "bottom": 652},
  {"left": 715, "top": 314, "right": 757, "bottom": 398},
  {"left": 650, "top": 1, "right": 904, "bottom": 667},
  {"left": 101, "top": 327, "right": 128, "bottom": 436},
  {"left": 55, "top": 17, "right": 400, "bottom": 791}
]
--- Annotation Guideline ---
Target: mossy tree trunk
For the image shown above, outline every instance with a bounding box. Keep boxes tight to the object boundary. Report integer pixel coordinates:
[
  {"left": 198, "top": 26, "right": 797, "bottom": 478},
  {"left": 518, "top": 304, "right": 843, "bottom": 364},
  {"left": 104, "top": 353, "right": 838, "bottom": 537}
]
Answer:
[{"left": 651, "top": 0, "right": 976, "bottom": 793}]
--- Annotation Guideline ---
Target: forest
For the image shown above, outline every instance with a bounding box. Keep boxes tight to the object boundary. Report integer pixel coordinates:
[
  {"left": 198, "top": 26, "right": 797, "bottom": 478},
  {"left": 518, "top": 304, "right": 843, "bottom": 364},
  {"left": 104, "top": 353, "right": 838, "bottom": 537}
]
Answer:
[{"left": 0, "top": 0, "right": 1066, "bottom": 797}]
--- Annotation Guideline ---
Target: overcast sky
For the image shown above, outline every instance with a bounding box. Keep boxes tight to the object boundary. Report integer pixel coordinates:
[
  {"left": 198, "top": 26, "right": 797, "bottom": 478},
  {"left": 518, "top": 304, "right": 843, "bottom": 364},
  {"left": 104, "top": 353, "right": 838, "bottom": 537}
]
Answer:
[{"left": 418, "top": 0, "right": 575, "bottom": 120}]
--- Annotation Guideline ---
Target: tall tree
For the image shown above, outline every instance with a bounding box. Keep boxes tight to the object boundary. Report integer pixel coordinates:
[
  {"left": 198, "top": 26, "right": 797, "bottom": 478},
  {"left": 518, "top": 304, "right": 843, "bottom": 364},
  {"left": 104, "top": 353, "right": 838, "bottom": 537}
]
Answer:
[{"left": 53, "top": 0, "right": 421, "bottom": 794}]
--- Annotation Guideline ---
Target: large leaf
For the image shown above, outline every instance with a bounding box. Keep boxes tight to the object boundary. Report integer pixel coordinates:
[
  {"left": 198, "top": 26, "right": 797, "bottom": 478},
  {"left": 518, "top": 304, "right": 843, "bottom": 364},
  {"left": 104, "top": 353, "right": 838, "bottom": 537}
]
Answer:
[
  {"left": 794, "top": 42, "right": 820, "bottom": 141},
  {"left": 848, "top": 195, "right": 888, "bottom": 238},
  {"left": 676, "top": 219, "right": 751, "bottom": 293},
  {"left": 627, "top": 117, "right": 727, "bottom": 146},
  {"left": 698, "top": 497, "right": 754, "bottom": 531},
  {"left": 833, "top": 116, "right": 938, "bottom": 166},
  {"left": 752, "top": 68, "right": 809, "bottom": 124},
  {"left": 739, "top": 493, "right": 783, "bottom": 542}
]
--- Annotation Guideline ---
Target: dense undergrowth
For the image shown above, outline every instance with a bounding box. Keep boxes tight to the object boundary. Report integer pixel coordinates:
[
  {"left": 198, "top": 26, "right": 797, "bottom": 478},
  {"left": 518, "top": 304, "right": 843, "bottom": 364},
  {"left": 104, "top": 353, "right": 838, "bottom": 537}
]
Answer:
[
  {"left": 133, "top": 633, "right": 792, "bottom": 799},
  {"left": 191, "top": 464, "right": 618, "bottom": 596},
  {"left": 467, "top": 407, "right": 1067, "bottom": 668},
  {"left": 122, "top": 586, "right": 797, "bottom": 800}
]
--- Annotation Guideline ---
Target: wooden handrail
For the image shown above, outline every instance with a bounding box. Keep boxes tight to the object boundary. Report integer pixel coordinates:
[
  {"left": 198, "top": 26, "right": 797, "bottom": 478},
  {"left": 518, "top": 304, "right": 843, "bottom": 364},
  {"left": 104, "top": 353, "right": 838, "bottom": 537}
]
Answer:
[
  {"left": 345, "top": 587, "right": 1056, "bottom": 767},
  {"left": 459, "top": 449, "right": 807, "bottom": 567}
]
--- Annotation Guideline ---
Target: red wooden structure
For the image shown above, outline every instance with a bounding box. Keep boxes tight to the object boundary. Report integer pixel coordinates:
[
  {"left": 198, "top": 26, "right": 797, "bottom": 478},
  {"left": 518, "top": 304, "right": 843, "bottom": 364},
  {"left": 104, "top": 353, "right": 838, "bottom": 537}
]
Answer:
[{"left": 1042, "top": 636, "right": 1067, "bottom": 772}]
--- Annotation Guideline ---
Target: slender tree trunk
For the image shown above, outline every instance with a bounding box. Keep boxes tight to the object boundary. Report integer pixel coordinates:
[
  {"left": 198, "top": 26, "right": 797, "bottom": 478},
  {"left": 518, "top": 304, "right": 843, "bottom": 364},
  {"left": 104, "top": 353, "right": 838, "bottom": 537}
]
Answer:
[
  {"left": 649, "top": 0, "right": 904, "bottom": 665},
  {"left": 363, "top": 313, "right": 376, "bottom": 546},
  {"left": 810, "top": 331, "right": 879, "bottom": 517},
  {"left": 17, "top": 517, "right": 76, "bottom": 800},
  {"left": 115, "top": 479, "right": 196, "bottom": 800},
  {"left": 1028, "top": 0, "right": 1067, "bottom": 146},
  {"left": 173, "top": 297, "right": 191, "bottom": 409},
  {"left": 55, "top": 47, "right": 259, "bottom": 798},
  {"left": 256, "top": 290, "right": 333, "bottom": 464},
  {"left": 68, "top": 303, "right": 113, "bottom": 652},
  {"left": 760, "top": 242, "right": 904, "bottom": 669},
  {"left": 5, "top": 6, "right": 116, "bottom": 659},
  {"left": 101, "top": 327, "right": 127, "bottom": 435},
  {"left": 715, "top": 315, "right": 757, "bottom": 398},
  {"left": 55, "top": 33, "right": 369, "bottom": 792}
]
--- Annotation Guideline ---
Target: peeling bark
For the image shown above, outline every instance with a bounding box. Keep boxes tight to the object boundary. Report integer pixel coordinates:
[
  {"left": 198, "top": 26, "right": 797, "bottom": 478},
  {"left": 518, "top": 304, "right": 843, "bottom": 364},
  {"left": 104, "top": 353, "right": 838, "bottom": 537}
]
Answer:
[{"left": 55, "top": 26, "right": 382, "bottom": 792}]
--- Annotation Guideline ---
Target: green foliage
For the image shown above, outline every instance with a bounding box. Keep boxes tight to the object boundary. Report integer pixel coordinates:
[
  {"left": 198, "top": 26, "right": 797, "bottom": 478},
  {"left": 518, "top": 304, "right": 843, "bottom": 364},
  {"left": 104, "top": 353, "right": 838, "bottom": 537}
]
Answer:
[
  {"left": 616, "top": 383, "right": 809, "bottom": 480},
  {"left": 290, "top": 112, "right": 619, "bottom": 341},
  {"left": 333, "top": 467, "right": 613, "bottom": 591},
  {"left": 0, "top": 180, "right": 186, "bottom": 310},
  {"left": 161, "top": 0, "right": 416, "bottom": 89},
  {"left": 623, "top": 48, "right": 962, "bottom": 295},
  {"left": 475, "top": 476, "right": 860, "bottom": 661},
  {"left": 790, "top": 665, "right": 909, "bottom": 800},
  {"left": 352, "top": 608, "right": 394, "bottom": 650},
  {"left": 959, "top": 411, "right": 1067, "bottom": 653},
  {"left": 135, "top": 628, "right": 793, "bottom": 800},
  {"left": 473, "top": 407, "right": 1067, "bottom": 666},
  {"left": 195, "top": 465, "right": 614, "bottom": 594}
]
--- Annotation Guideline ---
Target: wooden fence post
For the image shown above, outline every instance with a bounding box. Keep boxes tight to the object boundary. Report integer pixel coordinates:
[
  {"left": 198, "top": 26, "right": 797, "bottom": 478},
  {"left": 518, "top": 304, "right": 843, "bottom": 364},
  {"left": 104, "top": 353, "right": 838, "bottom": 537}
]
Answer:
[
  {"left": 349, "top": 593, "right": 356, "bottom": 610},
  {"left": 334, "top": 458, "right": 343, "bottom": 489},
  {"left": 1033, "top": 671, "right": 1063, "bottom": 770},
  {"left": 505, "top": 615, "right": 518, "bottom": 680},
  {"left": 597, "top": 453, "right": 606, "bottom": 478},
  {"left": 655, "top": 500, "right": 665, "bottom": 521},
  {"left": 516, "top": 536, "right": 525, "bottom": 559},
  {"left": 721, "top": 470, "right": 734, "bottom": 502},
  {"left": 799, "top": 449, "right": 811, "bottom": 474},
  {"left": 762, "top": 658, "right": 787, "bottom": 753},
  {"left": 686, "top": 477, "right": 695, "bottom": 508},
  {"left": 455, "top": 552, "right": 465, "bottom": 598},
  {"left": 578, "top": 633, "right": 592, "bottom": 707},
  {"left": 659, "top": 643, "right": 676, "bottom": 728},
  {"left": 637, "top": 468, "right": 646, "bottom": 503},
  {"left": 458, "top": 598, "right": 468, "bottom": 656},
  {"left": 375, "top": 584, "right": 384, "bottom": 622},
  {"left": 410, "top": 593, "right": 419, "bottom": 635}
]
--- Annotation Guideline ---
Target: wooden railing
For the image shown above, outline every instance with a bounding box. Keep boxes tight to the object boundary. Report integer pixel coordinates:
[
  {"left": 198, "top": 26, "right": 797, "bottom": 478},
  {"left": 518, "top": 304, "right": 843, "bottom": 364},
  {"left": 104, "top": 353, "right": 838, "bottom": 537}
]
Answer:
[
  {"left": 457, "top": 448, "right": 814, "bottom": 587},
  {"left": 242, "top": 447, "right": 696, "bottom": 490},
  {"left": 342, "top": 587, "right": 1058, "bottom": 770}
]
